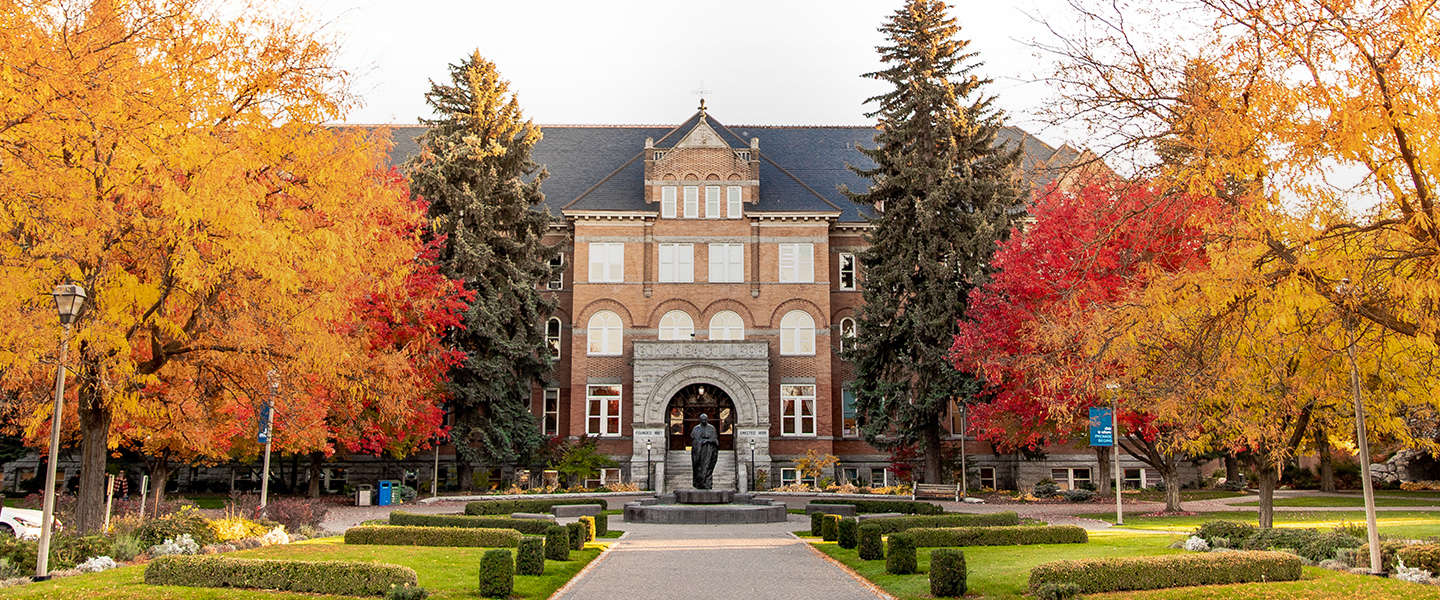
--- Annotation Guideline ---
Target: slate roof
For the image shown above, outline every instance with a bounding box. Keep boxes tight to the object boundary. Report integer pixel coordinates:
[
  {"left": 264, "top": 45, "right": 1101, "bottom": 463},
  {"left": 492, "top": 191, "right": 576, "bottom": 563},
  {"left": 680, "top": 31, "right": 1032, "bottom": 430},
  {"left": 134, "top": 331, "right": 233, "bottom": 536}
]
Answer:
[{"left": 377, "top": 110, "right": 1089, "bottom": 224}]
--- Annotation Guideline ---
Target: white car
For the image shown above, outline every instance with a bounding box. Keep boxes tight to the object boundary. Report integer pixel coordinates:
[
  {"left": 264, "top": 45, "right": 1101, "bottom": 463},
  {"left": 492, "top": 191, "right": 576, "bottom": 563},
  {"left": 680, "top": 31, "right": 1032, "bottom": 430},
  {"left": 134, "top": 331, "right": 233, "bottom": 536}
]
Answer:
[{"left": 0, "top": 507, "right": 55, "bottom": 539}]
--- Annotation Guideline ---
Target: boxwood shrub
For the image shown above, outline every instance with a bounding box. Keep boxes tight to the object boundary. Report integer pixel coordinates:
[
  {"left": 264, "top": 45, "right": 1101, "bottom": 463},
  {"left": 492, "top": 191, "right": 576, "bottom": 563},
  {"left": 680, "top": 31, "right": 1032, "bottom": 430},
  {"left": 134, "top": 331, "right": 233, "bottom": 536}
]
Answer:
[
  {"left": 837, "top": 518, "right": 858, "bottom": 550},
  {"left": 344, "top": 526, "right": 521, "bottom": 548},
  {"left": 886, "top": 532, "right": 917, "bottom": 574},
  {"left": 137, "top": 508, "right": 219, "bottom": 548},
  {"left": 579, "top": 516, "right": 597, "bottom": 543},
  {"left": 1027, "top": 550, "right": 1302, "bottom": 594},
  {"left": 862, "top": 512, "right": 1019, "bottom": 534},
  {"left": 389, "top": 511, "right": 552, "bottom": 534},
  {"left": 545, "top": 526, "right": 570, "bottom": 561},
  {"left": 811, "top": 512, "right": 825, "bottom": 536},
  {"left": 566, "top": 522, "right": 587, "bottom": 550},
  {"left": 464, "top": 499, "right": 608, "bottom": 516},
  {"left": 908, "top": 525, "right": 1088, "bottom": 548},
  {"left": 821, "top": 515, "right": 840, "bottom": 542},
  {"left": 1398, "top": 544, "right": 1440, "bottom": 574},
  {"left": 929, "top": 548, "right": 966, "bottom": 598},
  {"left": 477, "top": 549, "right": 513, "bottom": 599},
  {"left": 144, "top": 555, "right": 417, "bottom": 597},
  {"left": 516, "top": 536, "right": 545, "bottom": 576},
  {"left": 858, "top": 525, "right": 883, "bottom": 560},
  {"left": 594, "top": 513, "right": 609, "bottom": 536},
  {"left": 809, "top": 500, "right": 942, "bottom": 515}
]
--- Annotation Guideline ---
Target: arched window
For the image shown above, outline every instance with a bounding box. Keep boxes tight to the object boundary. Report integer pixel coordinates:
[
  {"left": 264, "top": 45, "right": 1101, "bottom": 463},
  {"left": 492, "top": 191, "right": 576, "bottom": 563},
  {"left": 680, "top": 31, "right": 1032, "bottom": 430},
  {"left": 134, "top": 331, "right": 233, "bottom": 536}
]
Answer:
[
  {"left": 546, "top": 318, "right": 562, "bottom": 359},
  {"left": 587, "top": 311, "right": 622, "bottom": 355},
  {"left": 709, "top": 310, "right": 744, "bottom": 341},
  {"left": 838, "top": 317, "right": 856, "bottom": 353},
  {"left": 658, "top": 310, "right": 695, "bottom": 340},
  {"left": 780, "top": 310, "right": 816, "bottom": 355}
]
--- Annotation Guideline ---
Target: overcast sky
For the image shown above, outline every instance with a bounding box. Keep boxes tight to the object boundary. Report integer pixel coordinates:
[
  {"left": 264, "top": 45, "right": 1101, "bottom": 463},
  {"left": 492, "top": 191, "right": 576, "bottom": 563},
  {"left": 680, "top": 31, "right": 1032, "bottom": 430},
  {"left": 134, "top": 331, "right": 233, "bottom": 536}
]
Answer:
[{"left": 314, "top": 0, "right": 1078, "bottom": 145}]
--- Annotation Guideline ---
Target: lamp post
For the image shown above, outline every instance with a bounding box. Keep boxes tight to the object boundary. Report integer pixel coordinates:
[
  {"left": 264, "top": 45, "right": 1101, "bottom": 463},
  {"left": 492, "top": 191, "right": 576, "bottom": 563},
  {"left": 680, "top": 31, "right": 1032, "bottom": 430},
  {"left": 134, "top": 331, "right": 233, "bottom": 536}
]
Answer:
[
  {"left": 645, "top": 440, "right": 653, "bottom": 491},
  {"left": 1106, "top": 382, "right": 1123, "bottom": 526},
  {"left": 36, "top": 283, "right": 86, "bottom": 581},
  {"left": 1339, "top": 278, "right": 1383, "bottom": 574},
  {"left": 259, "top": 370, "right": 278, "bottom": 510},
  {"left": 749, "top": 438, "right": 756, "bottom": 491}
]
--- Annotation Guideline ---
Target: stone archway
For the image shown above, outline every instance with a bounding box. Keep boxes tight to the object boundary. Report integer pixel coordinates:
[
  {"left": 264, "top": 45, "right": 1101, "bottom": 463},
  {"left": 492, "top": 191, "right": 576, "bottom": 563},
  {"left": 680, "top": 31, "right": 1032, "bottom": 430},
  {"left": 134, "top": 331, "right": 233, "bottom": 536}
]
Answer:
[{"left": 666, "top": 383, "right": 736, "bottom": 451}]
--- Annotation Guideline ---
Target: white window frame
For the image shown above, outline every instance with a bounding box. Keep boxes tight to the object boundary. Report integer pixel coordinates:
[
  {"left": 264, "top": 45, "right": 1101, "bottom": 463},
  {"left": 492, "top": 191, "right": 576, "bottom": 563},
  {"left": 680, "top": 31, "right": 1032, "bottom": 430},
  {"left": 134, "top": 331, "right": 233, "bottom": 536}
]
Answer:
[
  {"left": 658, "top": 243, "right": 694, "bottom": 283},
  {"left": 541, "top": 388, "right": 559, "bottom": 436},
  {"left": 978, "top": 467, "right": 997, "bottom": 490},
  {"left": 658, "top": 310, "right": 695, "bottom": 340},
  {"left": 705, "top": 186, "right": 721, "bottom": 218},
  {"left": 547, "top": 253, "right": 564, "bottom": 290},
  {"left": 661, "top": 186, "right": 677, "bottom": 218},
  {"left": 780, "top": 310, "right": 816, "bottom": 356},
  {"left": 546, "top": 318, "right": 562, "bottom": 359},
  {"left": 708, "top": 310, "right": 744, "bottom": 341},
  {"left": 727, "top": 186, "right": 742, "bottom": 218},
  {"left": 1049, "top": 467, "right": 1093, "bottom": 491},
  {"left": 838, "top": 317, "right": 856, "bottom": 353},
  {"left": 781, "top": 384, "right": 817, "bottom": 436},
  {"left": 707, "top": 243, "right": 744, "bottom": 283},
  {"left": 586, "top": 384, "right": 622, "bottom": 437},
  {"left": 588, "top": 243, "right": 624, "bottom": 283},
  {"left": 842, "top": 387, "right": 858, "bottom": 437},
  {"left": 838, "top": 252, "right": 856, "bottom": 290},
  {"left": 779, "top": 243, "right": 814, "bottom": 283},
  {"left": 587, "top": 311, "right": 622, "bottom": 356},
  {"left": 683, "top": 186, "right": 699, "bottom": 218}
]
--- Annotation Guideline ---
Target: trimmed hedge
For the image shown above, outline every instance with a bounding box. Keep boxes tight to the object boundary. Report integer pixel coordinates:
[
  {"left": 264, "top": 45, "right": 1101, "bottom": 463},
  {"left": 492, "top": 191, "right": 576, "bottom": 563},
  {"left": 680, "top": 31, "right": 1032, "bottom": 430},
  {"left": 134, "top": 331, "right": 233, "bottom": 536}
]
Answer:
[
  {"left": 389, "top": 511, "right": 553, "bottom": 534},
  {"left": 1027, "top": 551, "right": 1303, "bottom": 594},
  {"left": 886, "top": 532, "right": 917, "bottom": 574},
  {"left": 908, "top": 525, "right": 1088, "bottom": 548},
  {"left": 821, "top": 515, "right": 840, "bottom": 542},
  {"left": 930, "top": 548, "right": 967, "bottom": 598},
  {"left": 345, "top": 526, "right": 520, "bottom": 548},
  {"left": 567, "top": 522, "right": 587, "bottom": 550},
  {"left": 809, "top": 499, "right": 942, "bottom": 515},
  {"left": 545, "top": 526, "right": 570, "bottom": 561},
  {"left": 144, "top": 555, "right": 417, "bottom": 597},
  {"left": 579, "top": 516, "right": 597, "bottom": 543},
  {"left": 862, "top": 512, "right": 1019, "bottom": 534},
  {"left": 465, "top": 499, "right": 608, "bottom": 515},
  {"left": 516, "top": 536, "right": 545, "bottom": 576},
  {"left": 594, "top": 513, "right": 609, "bottom": 536},
  {"left": 858, "top": 525, "right": 883, "bottom": 560},
  {"left": 1398, "top": 544, "right": 1440, "bottom": 574},
  {"left": 838, "top": 518, "right": 858, "bottom": 550},
  {"left": 811, "top": 512, "right": 825, "bottom": 536},
  {"left": 477, "top": 549, "right": 513, "bottom": 599}
]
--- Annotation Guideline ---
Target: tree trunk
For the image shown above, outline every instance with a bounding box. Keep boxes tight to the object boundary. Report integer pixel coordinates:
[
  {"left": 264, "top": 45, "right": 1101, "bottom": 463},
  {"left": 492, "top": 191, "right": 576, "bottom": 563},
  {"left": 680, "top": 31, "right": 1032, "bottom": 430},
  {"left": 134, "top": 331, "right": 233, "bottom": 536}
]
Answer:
[
  {"left": 308, "top": 452, "right": 324, "bottom": 498},
  {"left": 922, "top": 422, "right": 945, "bottom": 484},
  {"left": 75, "top": 388, "right": 113, "bottom": 534},
  {"left": 1225, "top": 454, "right": 1239, "bottom": 484},
  {"left": 1162, "top": 466, "right": 1182, "bottom": 512},
  {"left": 1257, "top": 467, "right": 1278, "bottom": 529},
  {"left": 289, "top": 453, "right": 299, "bottom": 493},
  {"left": 458, "top": 460, "right": 473, "bottom": 492},
  {"left": 149, "top": 457, "right": 171, "bottom": 516},
  {"left": 1317, "top": 431, "right": 1336, "bottom": 492},
  {"left": 1096, "top": 447, "right": 1112, "bottom": 497}
]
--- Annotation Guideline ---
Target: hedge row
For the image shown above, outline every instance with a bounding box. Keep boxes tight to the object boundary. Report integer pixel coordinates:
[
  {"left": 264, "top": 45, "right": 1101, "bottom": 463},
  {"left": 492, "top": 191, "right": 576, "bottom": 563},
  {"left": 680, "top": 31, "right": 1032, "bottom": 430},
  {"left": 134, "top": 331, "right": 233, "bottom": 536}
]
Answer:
[
  {"left": 389, "top": 511, "right": 552, "bottom": 534},
  {"left": 344, "top": 525, "right": 521, "bottom": 548},
  {"left": 909, "top": 525, "right": 1088, "bottom": 548},
  {"left": 144, "top": 555, "right": 416, "bottom": 597},
  {"left": 861, "top": 512, "right": 1019, "bottom": 534},
  {"left": 808, "top": 499, "right": 942, "bottom": 515},
  {"left": 1027, "top": 551, "right": 1302, "bottom": 594},
  {"left": 464, "top": 499, "right": 608, "bottom": 515},
  {"left": 1398, "top": 544, "right": 1440, "bottom": 574}
]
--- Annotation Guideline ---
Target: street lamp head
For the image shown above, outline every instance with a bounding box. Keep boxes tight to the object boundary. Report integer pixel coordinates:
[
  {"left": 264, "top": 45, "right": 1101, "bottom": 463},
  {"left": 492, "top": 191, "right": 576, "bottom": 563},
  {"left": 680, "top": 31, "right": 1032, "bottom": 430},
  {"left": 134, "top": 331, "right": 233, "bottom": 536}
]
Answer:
[
  {"left": 749, "top": 439, "right": 756, "bottom": 450},
  {"left": 646, "top": 440, "right": 652, "bottom": 451},
  {"left": 267, "top": 369, "right": 280, "bottom": 394},
  {"left": 51, "top": 283, "right": 86, "bottom": 325}
]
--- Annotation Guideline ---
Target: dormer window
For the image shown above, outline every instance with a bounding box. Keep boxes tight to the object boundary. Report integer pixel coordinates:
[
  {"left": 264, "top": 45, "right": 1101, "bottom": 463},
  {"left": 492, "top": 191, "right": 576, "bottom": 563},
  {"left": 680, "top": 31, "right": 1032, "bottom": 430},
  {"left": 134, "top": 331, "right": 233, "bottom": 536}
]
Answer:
[{"left": 653, "top": 150, "right": 667, "bottom": 160}]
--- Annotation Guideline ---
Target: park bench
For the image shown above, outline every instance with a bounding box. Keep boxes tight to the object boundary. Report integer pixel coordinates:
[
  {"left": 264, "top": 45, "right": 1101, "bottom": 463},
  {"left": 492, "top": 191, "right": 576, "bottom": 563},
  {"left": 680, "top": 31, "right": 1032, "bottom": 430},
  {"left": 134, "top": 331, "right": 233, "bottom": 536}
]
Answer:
[
  {"left": 551, "top": 504, "right": 603, "bottom": 517},
  {"left": 912, "top": 483, "right": 960, "bottom": 502}
]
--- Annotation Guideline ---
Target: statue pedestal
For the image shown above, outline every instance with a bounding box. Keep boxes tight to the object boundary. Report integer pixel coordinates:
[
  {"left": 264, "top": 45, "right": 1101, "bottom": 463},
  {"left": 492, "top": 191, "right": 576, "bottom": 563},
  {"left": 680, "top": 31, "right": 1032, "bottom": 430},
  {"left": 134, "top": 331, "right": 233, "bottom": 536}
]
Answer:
[{"left": 674, "top": 489, "right": 733, "bottom": 504}]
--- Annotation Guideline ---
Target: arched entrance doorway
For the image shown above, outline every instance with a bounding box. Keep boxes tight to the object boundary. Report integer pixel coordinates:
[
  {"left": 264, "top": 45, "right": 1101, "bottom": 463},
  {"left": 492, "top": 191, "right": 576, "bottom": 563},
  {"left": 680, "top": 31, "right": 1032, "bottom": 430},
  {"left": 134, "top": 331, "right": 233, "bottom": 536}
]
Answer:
[{"left": 667, "top": 383, "right": 735, "bottom": 451}]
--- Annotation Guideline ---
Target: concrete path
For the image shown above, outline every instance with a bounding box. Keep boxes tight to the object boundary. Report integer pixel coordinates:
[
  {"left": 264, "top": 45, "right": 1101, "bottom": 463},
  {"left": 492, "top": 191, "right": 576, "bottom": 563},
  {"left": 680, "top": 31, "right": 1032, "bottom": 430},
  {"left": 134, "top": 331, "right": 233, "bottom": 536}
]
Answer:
[{"left": 554, "top": 516, "right": 886, "bottom": 600}]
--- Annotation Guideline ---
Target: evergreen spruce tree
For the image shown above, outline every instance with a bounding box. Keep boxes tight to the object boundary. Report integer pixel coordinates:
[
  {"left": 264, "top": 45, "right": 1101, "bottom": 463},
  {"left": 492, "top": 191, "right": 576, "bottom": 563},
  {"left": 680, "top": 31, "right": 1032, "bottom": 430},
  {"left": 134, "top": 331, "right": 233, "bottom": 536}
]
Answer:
[
  {"left": 843, "top": 0, "right": 1022, "bottom": 484},
  {"left": 406, "top": 52, "right": 558, "bottom": 488}
]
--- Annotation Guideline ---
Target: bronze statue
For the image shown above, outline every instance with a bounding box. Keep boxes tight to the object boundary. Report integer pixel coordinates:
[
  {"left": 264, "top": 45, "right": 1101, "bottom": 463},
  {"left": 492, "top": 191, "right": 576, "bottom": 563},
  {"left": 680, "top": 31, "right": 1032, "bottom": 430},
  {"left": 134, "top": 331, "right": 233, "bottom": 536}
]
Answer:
[{"left": 690, "top": 413, "right": 719, "bottom": 489}]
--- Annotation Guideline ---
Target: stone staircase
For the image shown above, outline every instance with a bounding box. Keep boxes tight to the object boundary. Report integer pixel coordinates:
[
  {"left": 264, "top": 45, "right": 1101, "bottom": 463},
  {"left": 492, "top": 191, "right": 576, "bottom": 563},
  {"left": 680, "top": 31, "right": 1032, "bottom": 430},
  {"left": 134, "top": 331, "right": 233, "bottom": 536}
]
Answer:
[{"left": 664, "top": 450, "right": 738, "bottom": 492}]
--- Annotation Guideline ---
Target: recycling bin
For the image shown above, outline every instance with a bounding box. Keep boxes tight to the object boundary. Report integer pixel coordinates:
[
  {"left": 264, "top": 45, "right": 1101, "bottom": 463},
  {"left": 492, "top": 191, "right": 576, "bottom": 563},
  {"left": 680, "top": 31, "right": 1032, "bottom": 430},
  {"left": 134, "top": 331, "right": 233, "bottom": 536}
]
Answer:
[{"left": 377, "top": 480, "right": 393, "bottom": 506}]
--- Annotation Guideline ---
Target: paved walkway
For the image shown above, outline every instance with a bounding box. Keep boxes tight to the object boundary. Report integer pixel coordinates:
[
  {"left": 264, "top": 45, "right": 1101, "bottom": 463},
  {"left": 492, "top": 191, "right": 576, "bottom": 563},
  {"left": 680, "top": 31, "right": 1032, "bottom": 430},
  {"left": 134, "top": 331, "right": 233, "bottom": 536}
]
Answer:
[{"left": 554, "top": 516, "right": 885, "bottom": 600}]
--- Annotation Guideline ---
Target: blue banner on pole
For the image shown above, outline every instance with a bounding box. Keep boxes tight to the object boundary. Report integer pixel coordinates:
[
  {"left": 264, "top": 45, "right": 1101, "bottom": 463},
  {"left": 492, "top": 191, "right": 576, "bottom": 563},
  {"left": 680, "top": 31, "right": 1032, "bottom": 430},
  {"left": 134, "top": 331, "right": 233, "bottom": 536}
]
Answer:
[
  {"left": 1089, "top": 407, "right": 1114, "bottom": 446},
  {"left": 258, "top": 404, "right": 272, "bottom": 444}
]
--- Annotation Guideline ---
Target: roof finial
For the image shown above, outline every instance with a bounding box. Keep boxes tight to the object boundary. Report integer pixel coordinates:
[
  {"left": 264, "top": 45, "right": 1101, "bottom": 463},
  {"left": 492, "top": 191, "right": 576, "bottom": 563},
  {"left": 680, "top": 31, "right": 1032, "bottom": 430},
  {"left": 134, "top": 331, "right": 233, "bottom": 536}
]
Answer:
[{"left": 698, "top": 98, "right": 707, "bottom": 114}]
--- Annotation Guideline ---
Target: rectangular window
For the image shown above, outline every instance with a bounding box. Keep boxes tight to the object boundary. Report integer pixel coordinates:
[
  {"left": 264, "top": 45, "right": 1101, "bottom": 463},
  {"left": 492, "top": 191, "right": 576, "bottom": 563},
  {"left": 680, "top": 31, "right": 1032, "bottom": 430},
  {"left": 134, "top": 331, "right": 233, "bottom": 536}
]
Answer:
[
  {"left": 547, "top": 253, "right": 564, "bottom": 290},
  {"left": 870, "top": 467, "right": 888, "bottom": 488},
  {"left": 842, "top": 388, "right": 858, "bottom": 437},
  {"left": 588, "top": 243, "right": 624, "bottom": 283},
  {"left": 842, "top": 467, "right": 860, "bottom": 486},
  {"left": 781, "top": 384, "right": 816, "bottom": 436},
  {"left": 546, "top": 319, "right": 561, "bottom": 359},
  {"left": 661, "top": 186, "right": 677, "bottom": 218},
  {"left": 705, "top": 186, "right": 721, "bottom": 218},
  {"left": 658, "top": 243, "right": 694, "bottom": 283},
  {"left": 1124, "top": 468, "right": 1144, "bottom": 490},
  {"left": 978, "top": 467, "right": 997, "bottom": 490},
  {"left": 586, "top": 385, "right": 622, "bottom": 436},
  {"left": 683, "top": 186, "right": 699, "bottom": 218},
  {"left": 779, "top": 243, "right": 815, "bottom": 283},
  {"left": 707, "top": 243, "right": 743, "bottom": 283},
  {"left": 542, "top": 388, "right": 559, "bottom": 436},
  {"left": 780, "top": 468, "right": 798, "bottom": 487},
  {"left": 838, "top": 252, "right": 856, "bottom": 290},
  {"left": 727, "top": 186, "right": 742, "bottom": 218}
]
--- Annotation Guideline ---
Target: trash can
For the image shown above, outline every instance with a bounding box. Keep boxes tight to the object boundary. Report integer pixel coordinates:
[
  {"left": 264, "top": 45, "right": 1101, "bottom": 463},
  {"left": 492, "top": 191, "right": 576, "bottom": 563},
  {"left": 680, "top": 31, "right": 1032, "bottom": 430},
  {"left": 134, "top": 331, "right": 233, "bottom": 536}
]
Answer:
[
  {"left": 377, "top": 480, "right": 393, "bottom": 506},
  {"left": 355, "top": 484, "right": 373, "bottom": 507}
]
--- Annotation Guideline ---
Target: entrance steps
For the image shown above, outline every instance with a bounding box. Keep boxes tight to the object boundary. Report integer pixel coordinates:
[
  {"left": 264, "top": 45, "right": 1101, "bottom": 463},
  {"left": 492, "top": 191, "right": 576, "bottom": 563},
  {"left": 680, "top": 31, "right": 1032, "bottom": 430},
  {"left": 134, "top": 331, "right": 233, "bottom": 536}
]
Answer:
[{"left": 664, "top": 450, "right": 738, "bottom": 492}]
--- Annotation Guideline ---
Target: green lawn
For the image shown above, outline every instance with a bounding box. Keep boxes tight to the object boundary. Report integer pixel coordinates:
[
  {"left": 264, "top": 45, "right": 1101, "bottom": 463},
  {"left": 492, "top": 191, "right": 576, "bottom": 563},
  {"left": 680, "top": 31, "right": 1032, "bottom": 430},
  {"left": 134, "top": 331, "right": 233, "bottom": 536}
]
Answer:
[
  {"left": 813, "top": 531, "right": 1440, "bottom": 599},
  {"left": 1080, "top": 511, "right": 1440, "bottom": 538},
  {"left": 1129, "top": 490, "right": 1248, "bottom": 503},
  {"left": 4, "top": 537, "right": 605, "bottom": 599},
  {"left": 1233, "top": 497, "right": 1440, "bottom": 508}
]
